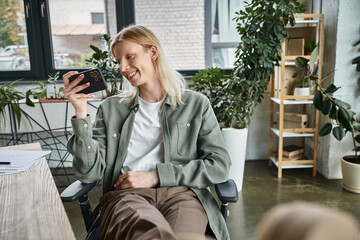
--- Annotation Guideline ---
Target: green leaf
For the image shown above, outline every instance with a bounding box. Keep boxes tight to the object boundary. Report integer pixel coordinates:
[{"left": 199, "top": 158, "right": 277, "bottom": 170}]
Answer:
[
  {"left": 319, "top": 123, "right": 332, "bottom": 136},
  {"left": 355, "top": 135, "right": 360, "bottom": 144},
  {"left": 25, "top": 90, "right": 35, "bottom": 107},
  {"left": 312, "top": 65, "right": 319, "bottom": 76},
  {"left": 332, "top": 126, "right": 345, "bottom": 141},
  {"left": 352, "top": 56, "right": 360, "bottom": 65},
  {"left": 309, "top": 46, "right": 318, "bottom": 69},
  {"left": 353, "top": 122, "right": 360, "bottom": 131},
  {"left": 353, "top": 146, "right": 360, "bottom": 152},
  {"left": 337, "top": 107, "right": 350, "bottom": 126},
  {"left": 325, "top": 84, "right": 339, "bottom": 94},
  {"left": 334, "top": 99, "right": 351, "bottom": 109},
  {"left": 292, "top": 67, "right": 304, "bottom": 78},
  {"left": 343, "top": 119, "right": 353, "bottom": 132},
  {"left": 322, "top": 99, "right": 332, "bottom": 115},
  {"left": 295, "top": 57, "right": 308, "bottom": 68},
  {"left": 309, "top": 75, "right": 318, "bottom": 81},
  {"left": 313, "top": 91, "right": 323, "bottom": 110}
]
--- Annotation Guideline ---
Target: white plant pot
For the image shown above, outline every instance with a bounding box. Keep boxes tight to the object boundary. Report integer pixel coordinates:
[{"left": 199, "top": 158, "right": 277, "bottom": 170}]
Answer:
[
  {"left": 294, "top": 87, "right": 310, "bottom": 100},
  {"left": 341, "top": 157, "right": 360, "bottom": 194},
  {"left": 221, "top": 128, "right": 248, "bottom": 191}
]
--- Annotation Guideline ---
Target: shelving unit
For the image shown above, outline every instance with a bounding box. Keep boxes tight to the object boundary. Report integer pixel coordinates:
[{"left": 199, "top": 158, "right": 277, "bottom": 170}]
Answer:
[{"left": 269, "top": 14, "right": 324, "bottom": 178}]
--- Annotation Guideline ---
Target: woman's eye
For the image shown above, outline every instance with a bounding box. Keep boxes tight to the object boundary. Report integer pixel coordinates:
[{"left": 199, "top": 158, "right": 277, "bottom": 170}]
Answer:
[{"left": 127, "top": 55, "right": 134, "bottom": 60}]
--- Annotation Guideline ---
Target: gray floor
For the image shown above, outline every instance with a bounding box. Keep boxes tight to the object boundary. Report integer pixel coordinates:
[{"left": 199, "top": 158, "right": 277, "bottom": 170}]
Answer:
[{"left": 57, "top": 160, "right": 360, "bottom": 240}]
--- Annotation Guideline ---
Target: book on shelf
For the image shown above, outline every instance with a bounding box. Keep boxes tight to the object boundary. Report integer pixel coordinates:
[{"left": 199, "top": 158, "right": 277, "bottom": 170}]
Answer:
[
  {"left": 283, "top": 145, "right": 304, "bottom": 157},
  {"left": 282, "top": 153, "right": 304, "bottom": 160},
  {"left": 276, "top": 112, "right": 308, "bottom": 129}
]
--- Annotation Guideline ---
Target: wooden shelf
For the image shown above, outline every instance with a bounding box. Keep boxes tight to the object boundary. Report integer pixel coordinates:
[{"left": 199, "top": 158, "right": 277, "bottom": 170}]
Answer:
[
  {"left": 271, "top": 97, "right": 313, "bottom": 105},
  {"left": 271, "top": 128, "right": 315, "bottom": 138},
  {"left": 269, "top": 13, "right": 324, "bottom": 178},
  {"left": 269, "top": 156, "right": 314, "bottom": 169}
]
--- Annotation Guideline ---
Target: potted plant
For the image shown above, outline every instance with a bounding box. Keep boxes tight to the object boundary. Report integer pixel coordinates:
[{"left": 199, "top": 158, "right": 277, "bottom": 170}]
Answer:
[
  {"left": 25, "top": 71, "right": 65, "bottom": 104},
  {"left": 304, "top": 39, "right": 316, "bottom": 55},
  {"left": 297, "top": 41, "right": 360, "bottom": 193},
  {"left": 86, "top": 34, "right": 123, "bottom": 97},
  {"left": 189, "top": 67, "right": 249, "bottom": 191},
  {"left": 293, "top": 76, "right": 310, "bottom": 97},
  {"left": 0, "top": 79, "right": 33, "bottom": 131},
  {"left": 291, "top": 47, "right": 318, "bottom": 98},
  {"left": 46, "top": 71, "right": 64, "bottom": 101},
  {"left": 189, "top": 0, "right": 300, "bottom": 190}
]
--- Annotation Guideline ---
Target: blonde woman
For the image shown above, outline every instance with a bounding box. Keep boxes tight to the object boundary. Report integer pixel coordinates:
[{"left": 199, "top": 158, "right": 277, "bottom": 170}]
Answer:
[{"left": 63, "top": 25, "right": 231, "bottom": 240}]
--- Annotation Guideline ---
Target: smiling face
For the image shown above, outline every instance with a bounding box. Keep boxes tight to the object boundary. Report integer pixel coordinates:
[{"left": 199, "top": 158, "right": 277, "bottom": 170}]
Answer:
[{"left": 113, "top": 40, "right": 158, "bottom": 88}]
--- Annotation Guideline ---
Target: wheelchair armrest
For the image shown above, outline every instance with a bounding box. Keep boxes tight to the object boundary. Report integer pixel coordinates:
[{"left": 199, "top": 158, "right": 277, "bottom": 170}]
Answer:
[
  {"left": 214, "top": 179, "right": 238, "bottom": 204},
  {"left": 60, "top": 180, "right": 97, "bottom": 202}
]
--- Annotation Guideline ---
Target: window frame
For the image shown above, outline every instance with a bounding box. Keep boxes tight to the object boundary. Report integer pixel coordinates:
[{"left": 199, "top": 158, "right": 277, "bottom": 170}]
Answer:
[
  {"left": 0, "top": 0, "right": 234, "bottom": 82},
  {"left": 0, "top": 0, "right": 135, "bottom": 82}
]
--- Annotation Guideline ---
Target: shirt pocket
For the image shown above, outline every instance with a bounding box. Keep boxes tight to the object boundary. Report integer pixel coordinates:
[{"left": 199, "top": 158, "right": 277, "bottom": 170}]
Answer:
[
  {"left": 106, "top": 129, "right": 121, "bottom": 163},
  {"left": 176, "top": 118, "right": 201, "bottom": 155}
]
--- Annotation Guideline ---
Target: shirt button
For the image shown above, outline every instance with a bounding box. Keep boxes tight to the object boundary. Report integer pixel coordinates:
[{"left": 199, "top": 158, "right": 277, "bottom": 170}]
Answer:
[
  {"left": 113, "top": 133, "right": 117, "bottom": 137},
  {"left": 134, "top": 107, "right": 138, "bottom": 111},
  {"left": 84, "top": 124, "right": 88, "bottom": 128},
  {"left": 187, "top": 123, "right": 190, "bottom": 127},
  {"left": 87, "top": 145, "right": 91, "bottom": 149}
]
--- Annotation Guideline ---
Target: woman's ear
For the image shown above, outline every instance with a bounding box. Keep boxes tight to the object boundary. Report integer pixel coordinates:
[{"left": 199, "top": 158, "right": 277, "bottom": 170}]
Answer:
[{"left": 150, "top": 45, "right": 158, "bottom": 61}]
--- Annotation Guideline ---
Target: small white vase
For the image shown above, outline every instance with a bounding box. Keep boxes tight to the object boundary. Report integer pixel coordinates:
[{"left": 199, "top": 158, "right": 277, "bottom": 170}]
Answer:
[{"left": 294, "top": 87, "right": 310, "bottom": 100}]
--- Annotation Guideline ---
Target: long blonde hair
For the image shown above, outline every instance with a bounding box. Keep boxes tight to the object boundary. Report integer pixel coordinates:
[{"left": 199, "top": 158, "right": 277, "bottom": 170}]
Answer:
[{"left": 110, "top": 25, "right": 185, "bottom": 108}]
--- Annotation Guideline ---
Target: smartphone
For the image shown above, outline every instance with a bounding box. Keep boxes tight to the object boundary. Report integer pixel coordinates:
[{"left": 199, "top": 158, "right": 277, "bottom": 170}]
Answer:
[{"left": 69, "top": 68, "right": 107, "bottom": 94}]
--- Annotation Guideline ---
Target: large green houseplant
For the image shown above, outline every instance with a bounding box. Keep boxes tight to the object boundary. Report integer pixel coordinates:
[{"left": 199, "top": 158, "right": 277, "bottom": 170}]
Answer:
[
  {"left": 230, "top": 0, "right": 300, "bottom": 128},
  {"left": 191, "top": 0, "right": 300, "bottom": 128},
  {"left": 190, "top": 0, "right": 300, "bottom": 190},
  {"left": 296, "top": 41, "right": 360, "bottom": 193}
]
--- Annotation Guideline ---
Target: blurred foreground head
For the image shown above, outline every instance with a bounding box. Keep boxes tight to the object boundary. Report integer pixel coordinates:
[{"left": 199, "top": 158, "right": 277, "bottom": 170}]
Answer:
[{"left": 254, "top": 201, "right": 359, "bottom": 240}]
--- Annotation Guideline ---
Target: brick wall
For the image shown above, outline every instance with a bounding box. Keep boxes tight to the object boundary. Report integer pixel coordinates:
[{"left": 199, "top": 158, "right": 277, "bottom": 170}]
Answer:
[{"left": 134, "top": 0, "right": 205, "bottom": 70}]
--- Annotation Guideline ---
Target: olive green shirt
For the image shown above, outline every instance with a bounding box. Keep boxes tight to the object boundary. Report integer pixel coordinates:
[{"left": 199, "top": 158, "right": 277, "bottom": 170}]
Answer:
[{"left": 67, "top": 89, "right": 232, "bottom": 239}]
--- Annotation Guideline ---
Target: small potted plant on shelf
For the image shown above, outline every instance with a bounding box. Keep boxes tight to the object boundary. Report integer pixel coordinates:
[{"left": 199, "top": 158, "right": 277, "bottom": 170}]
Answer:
[
  {"left": 25, "top": 71, "right": 65, "bottom": 105},
  {"left": 293, "top": 76, "right": 310, "bottom": 97},
  {"left": 295, "top": 39, "right": 360, "bottom": 193},
  {"left": 304, "top": 39, "right": 316, "bottom": 55},
  {"left": 292, "top": 46, "right": 318, "bottom": 98}
]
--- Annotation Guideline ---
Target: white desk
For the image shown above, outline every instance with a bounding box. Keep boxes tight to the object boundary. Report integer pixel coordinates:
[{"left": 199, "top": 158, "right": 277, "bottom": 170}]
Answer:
[{"left": 0, "top": 143, "right": 75, "bottom": 240}]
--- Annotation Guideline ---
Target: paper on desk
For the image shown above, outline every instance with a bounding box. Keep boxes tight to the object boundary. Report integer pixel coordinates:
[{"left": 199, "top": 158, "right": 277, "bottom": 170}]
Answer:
[{"left": 0, "top": 150, "right": 51, "bottom": 175}]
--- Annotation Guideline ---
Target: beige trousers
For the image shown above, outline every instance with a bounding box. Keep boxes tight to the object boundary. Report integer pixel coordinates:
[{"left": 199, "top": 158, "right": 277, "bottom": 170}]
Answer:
[{"left": 98, "top": 186, "right": 209, "bottom": 240}]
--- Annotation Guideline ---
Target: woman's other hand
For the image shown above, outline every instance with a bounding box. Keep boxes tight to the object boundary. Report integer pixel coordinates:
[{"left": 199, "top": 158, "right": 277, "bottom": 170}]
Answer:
[
  {"left": 62, "top": 71, "right": 93, "bottom": 118},
  {"left": 114, "top": 170, "right": 160, "bottom": 190}
]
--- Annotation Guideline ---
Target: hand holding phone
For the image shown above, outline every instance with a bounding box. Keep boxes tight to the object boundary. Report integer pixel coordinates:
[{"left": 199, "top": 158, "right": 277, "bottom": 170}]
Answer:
[{"left": 69, "top": 68, "right": 107, "bottom": 94}]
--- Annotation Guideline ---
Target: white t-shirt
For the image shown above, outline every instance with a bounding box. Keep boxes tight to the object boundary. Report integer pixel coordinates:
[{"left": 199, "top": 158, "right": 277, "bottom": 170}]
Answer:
[{"left": 121, "top": 97, "right": 164, "bottom": 174}]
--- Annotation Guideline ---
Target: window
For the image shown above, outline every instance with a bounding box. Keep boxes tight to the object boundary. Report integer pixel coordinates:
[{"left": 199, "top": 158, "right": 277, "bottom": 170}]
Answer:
[
  {"left": 91, "top": 13, "right": 105, "bottom": 24},
  {"left": 208, "top": 0, "right": 244, "bottom": 69},
  {"left": 0, "top": 0, "right": 30, "bottom": 72},
  {"left": 0, "top": 0, "right": 127, "bottom": 81},
  {"left": 133, "top": 0, "right": 243, "bottom": 71},
  {"left": 0, "top": 0, "right": 242, "bottom": 81},
  {"left": 48, "top": 0, "right": 110, "bottom": 69}
]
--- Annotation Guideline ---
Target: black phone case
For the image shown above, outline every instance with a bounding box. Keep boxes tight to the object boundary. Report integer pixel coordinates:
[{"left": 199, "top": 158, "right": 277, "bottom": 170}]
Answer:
[{"left": 69, "top": 68, "right": 107, "bottom": 94}]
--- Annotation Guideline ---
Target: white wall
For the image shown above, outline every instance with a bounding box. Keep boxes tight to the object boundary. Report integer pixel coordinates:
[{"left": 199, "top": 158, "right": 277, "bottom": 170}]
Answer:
[{"left": 314, "top": 0, "right": 360, "bottom": 179}]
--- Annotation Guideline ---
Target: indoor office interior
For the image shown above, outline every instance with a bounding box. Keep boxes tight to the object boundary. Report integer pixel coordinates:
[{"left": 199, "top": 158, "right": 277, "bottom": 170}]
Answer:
[{"left": 1, "top": 0, "right": 360, "bottom": 240}]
